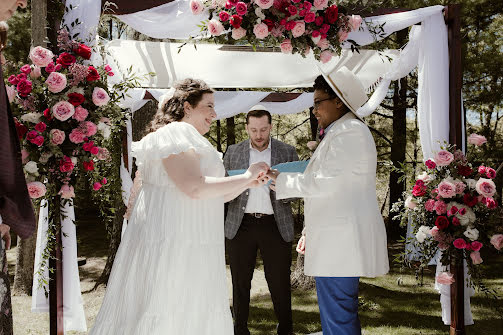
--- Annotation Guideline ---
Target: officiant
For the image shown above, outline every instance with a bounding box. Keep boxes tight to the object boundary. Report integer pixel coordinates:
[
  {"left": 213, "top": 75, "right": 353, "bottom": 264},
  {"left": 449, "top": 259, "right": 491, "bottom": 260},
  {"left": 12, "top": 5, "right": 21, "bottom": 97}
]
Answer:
[{"left": 223, "top": 106, "right": 298, "bottom": 335}]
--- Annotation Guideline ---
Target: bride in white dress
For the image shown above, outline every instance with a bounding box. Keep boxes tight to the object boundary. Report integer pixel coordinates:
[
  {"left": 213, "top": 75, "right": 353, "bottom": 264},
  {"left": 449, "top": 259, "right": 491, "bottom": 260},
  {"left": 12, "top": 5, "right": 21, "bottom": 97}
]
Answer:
[{"left": 90, "top": 79, "right": 269, "bottom": 335}]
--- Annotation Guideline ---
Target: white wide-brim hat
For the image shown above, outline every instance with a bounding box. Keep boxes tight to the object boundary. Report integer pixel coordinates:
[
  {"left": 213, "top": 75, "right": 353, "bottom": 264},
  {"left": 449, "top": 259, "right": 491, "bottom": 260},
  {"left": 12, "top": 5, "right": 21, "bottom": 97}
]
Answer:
[{"left": 320, "top": 66, "right": 368, "bottom": 118}]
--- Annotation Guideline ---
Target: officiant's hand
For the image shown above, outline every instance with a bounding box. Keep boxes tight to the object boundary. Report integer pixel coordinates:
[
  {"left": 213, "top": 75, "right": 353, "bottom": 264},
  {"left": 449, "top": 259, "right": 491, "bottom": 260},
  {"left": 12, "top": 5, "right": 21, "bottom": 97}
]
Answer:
[{"left": 267, "top": 169, "right": 279, "bottom": 191}]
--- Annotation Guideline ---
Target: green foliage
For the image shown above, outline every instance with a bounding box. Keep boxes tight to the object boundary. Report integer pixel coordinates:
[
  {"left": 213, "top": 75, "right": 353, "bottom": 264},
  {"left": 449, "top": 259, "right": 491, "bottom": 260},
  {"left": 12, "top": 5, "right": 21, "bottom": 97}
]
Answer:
[{"left": 3, "top": 7, "right": 31, "bottom": 64}]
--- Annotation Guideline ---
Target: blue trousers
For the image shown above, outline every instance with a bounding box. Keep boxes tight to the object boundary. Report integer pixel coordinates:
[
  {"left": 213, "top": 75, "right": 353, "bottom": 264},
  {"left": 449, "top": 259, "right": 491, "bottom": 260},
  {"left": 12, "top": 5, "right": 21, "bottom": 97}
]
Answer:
[{"left": 315, "top": 277, "right": 361, "bottom": 335}]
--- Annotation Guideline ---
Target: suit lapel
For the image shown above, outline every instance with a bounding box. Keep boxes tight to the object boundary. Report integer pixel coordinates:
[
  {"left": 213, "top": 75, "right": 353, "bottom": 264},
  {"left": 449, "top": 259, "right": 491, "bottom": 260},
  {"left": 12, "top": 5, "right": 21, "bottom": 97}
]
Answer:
[{"left": 241, "top": 139, "right": 250, "bottom": 169}]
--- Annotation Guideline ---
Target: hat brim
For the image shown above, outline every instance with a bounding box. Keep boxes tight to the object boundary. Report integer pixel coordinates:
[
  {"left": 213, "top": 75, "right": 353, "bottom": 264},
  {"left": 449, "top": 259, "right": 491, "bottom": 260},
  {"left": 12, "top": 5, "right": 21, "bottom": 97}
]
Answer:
[{"left": 320, "top": 71, "right": 364, "bottom": 122}]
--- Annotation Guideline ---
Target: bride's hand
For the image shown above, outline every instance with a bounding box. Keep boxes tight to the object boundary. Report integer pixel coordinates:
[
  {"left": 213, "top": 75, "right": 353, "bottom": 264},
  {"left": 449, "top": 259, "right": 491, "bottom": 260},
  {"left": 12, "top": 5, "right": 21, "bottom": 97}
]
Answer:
[
  {"left": 246, "top": 162, "right": 270, "bottom": 180},
  {"left": 248, "top": 174, "right": 270, "bottom": 188}
]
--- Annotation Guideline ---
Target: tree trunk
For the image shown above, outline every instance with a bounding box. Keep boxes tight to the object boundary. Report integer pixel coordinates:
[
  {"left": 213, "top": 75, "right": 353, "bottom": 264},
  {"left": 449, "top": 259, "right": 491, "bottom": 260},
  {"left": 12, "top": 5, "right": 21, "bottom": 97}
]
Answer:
[
  {"left": 226, "top": 117, "right": 235, "bottom": 147},
  {"left": 387, "top": 29, "right": 408, "bottom": 240},
  {"left": 31, "top": 0, "right": 47, "bottom": 47},
  {"left": 216, "top": 120, "right": 222, "bottom": 152},
  {"left": 12, "top": 208, "right": 38, "bottom": 295},
  {"left": 291, "top": 253, "right": 315, "bottom": 290}
]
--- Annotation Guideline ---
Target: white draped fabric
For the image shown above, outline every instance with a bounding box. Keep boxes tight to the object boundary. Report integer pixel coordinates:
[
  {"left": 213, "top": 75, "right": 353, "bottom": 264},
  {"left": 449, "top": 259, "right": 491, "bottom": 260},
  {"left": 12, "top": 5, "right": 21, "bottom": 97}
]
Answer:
[{"left": 32, "top": 200, "right": 87, "bottom": 332}]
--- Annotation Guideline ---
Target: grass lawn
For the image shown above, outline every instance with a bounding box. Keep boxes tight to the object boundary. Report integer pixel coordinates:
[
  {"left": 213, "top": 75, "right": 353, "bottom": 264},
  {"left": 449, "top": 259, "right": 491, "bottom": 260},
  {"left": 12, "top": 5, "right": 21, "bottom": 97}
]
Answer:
[{"left": 9, "top": 215, "right": 503, "bottom": 334}]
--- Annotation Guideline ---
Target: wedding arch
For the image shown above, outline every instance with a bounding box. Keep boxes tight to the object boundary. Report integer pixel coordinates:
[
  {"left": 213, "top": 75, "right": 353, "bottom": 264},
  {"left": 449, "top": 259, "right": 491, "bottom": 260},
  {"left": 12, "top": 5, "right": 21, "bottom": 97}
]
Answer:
[{"left": 34, "top": 1, "right": 466, "bottom": 334}]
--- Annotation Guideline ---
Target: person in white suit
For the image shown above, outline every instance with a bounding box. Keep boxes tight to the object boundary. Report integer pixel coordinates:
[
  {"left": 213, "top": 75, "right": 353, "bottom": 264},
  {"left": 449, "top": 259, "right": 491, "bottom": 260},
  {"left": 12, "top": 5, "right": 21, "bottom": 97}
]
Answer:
[{"left": 267, "top": 67, "right": 389, "bottom": 335}]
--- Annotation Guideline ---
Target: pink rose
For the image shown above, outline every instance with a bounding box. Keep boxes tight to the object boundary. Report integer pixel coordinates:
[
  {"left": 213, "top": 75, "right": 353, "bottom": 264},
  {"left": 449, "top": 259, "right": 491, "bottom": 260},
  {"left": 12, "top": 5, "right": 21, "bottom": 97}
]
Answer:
[
  {"left": 255, "top": 0, "right": 274, "bottom": 9},
  {"left": 319, "top": 50, "right": 333, "bottom": 64},
  {"left": 45, "top": 72, "right": 67, "bottom": 93},
  {"left": 348, "top": 15, "right": 362, "bottom": 31},
  {"left": 304, "top": 12, "right": 316, "bottom": 23},
  {"left": 6, "top": 85, "right": 16, "bottom": 103},
  {"left": 470, "top": 241, "right": 483, "bottom": 252},
  {"left": 467, "top": 133, "right": 487, "bottom": 146},
  {"left": 253, "top": 23, "right": 269, "bottom": 39},
  {"left": 490, "top": 234, "right": 503, "bottom": 250},
  {"left": 434, "top": 200, "right": 447, "bottom": 215},
  {"left": 484, "top": 197, "right": 497, "bottom": 209},
  {"left": 73, "top": 106, "right": 89, "bottom": 121},
  {"left": 207, "top": 19, "right": 225, "bottom": 36},
  {"left": 232, "top": 27, "right": 247, "bottom": 40},
  {"left": 454, "top": 181, "right": 466, "bottom": 194},
  {"left": 27, "top": 181, "right": 47, "bottom": 199},
  {"left": 29, "top": 46, "right": 54, "bottom": 67},
  {"left": 485, "top": 167, "right": 496, "bottom": 179},
  {"left": 478, "top": 165, "right": 486, "bottom": 175},
  {"left": 313, "top": 0, "right": 328, "bottom": 10},
  {"left": 453, "top": 238, "right": 467, "bottom": 249},
  {"left": 52, "top": 101, "right": 75, "bottom": 121},
  {"left": 20, "top": 64, "right": 31, "bottom": 74},
  {"left": 316, "top": 38, "right": 329, "bottom": 50},
  {"left": 92, "top": 87, "right": 110, "bottom": 107},
  {"left": 280, "top": 39, "right": 293, "bottom": 54},
  {"left": 97, "top": 147, "right": 111, "bottom": 161},
  {"left": 69, "top": 129, "right": 85, "bottom": 144},
  {"left": 475, "top": 178, "right": 496, "bottom": 198},
  {"left": 470, "top": 251, "right": 483, "bottom": 265},
  {"left": 30, "top": 66, "right": 42, "bottom": 79},
  {"left": 235, "top": 2, "right": 247, "bottom": 15},
  {"left": 434, "top": 150, "right": 454, "bottom": 166},
  {"left": 58, "top": 184, "right": 75, "bottom": 199},
  {"left": 50, "top": 129, "right": 65, "bottom": 145},
  {"left": 271, "top": 25, "right": 285, "bottom": 38},
  {"left": 425, "top": 159, "right": 436, "bottom": 169},
  {"left": 425, "top": 199, "right": 436, "bottom": 212},
  {"left": 437, "top": 180, "right": 456, "bottom": 198},
  {"left": 93, "top": 182, "right": 102, "bottom": 191},
  {"left": 436, "top": 272, "right": 455, "bottom": 285},
  {"left": 21, "top": 150, "right": 29, "bottom": 164},
  {"left": 190, "top": 0, "right": 204, "bottom": 15},
  {"left": 83, "top": 121, "right": 98, "bottom": 136},
  {"left": 291, "top": 21, "right": 306, "bottom": 38}
]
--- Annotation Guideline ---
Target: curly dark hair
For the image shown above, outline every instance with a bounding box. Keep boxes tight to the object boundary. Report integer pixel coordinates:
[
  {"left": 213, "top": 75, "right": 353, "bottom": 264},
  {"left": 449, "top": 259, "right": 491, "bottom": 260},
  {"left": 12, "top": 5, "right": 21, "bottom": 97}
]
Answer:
[
  {"left": 147, "top": 78, "right": 214, "bottom": 133},
  {"left": 313, "top": 75, "right": 337, "bottom": 97}
]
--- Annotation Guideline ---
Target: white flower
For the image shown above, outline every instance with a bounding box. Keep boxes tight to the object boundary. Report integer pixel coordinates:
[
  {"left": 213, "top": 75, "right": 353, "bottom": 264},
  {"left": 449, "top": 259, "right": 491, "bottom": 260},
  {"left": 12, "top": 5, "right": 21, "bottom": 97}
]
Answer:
[
  {"left": 464, "top": 227, "right": 479, "bottom": 241},
  {"left": 416, "top": 171, "right": 432, "bottom": 184},
  {"left": 20, "top": 112, "right": 42, "bottom": 123},
  {"left": 71, "top": 157, "right": 78, "bottom": 165},
  {"left": 255, "top": 7, "right": 266, "bottom": 20},
  {"left": 405, "top": 196, "right": 417, "bottom": 209},
  {"left": 465, "top": 179, "right": 476, "bottom": 190},
  {"left": 448, "top": 202, "right": 476, "bottom": 226},
  {"left": 24, "top": 161, "right": 39, "bottom": 176},
  {"left": 98, "top": 121, "right": 111, "bottom": 139},
  {"left": 416, "top": 226, "right": 431, "bottom": 243},
  {"left": 214, "top": 0, "right": 226, "bottom": 7}
]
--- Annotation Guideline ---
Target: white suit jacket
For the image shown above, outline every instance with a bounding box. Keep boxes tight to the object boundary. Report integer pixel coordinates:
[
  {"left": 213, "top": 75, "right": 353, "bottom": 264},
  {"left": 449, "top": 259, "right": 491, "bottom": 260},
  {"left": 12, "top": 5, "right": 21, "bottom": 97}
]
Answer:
[{"left": 276, "top": 113, "right": 389, "bottom": 277}]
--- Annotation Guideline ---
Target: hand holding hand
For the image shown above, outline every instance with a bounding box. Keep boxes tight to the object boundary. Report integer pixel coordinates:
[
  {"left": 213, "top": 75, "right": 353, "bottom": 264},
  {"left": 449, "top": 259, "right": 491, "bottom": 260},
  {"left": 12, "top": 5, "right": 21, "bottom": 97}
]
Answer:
[
  {"left": 0, "top": 224, "right": 11, "bottom": 250},
  {"left": 246, "top": 162, "right": 270, "bottom": 180},
  {"left": 248, "top": 174, "right": 270, "bottom": 188}
]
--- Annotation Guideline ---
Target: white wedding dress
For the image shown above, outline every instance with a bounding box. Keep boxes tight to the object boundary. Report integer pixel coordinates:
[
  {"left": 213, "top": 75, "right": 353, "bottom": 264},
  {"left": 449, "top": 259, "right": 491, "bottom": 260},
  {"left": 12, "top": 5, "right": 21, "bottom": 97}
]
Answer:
[{"left": 90, "top": 121, "right": 234, "bottom": 335}]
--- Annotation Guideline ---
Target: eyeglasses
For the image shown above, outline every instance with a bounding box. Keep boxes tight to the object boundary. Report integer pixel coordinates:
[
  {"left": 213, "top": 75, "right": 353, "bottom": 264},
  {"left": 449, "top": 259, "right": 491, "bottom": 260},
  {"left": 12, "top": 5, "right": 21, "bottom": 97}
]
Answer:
[{"left": 313, "top": 97, "right": 335, "bottom": 110}]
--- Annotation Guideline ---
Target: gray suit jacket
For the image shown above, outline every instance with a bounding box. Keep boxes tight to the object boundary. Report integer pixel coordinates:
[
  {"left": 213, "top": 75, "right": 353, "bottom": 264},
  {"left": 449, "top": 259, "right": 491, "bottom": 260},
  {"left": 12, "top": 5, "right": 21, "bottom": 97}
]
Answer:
[{"left": 223, "top": 138, "right": 299, "bottom": 242}]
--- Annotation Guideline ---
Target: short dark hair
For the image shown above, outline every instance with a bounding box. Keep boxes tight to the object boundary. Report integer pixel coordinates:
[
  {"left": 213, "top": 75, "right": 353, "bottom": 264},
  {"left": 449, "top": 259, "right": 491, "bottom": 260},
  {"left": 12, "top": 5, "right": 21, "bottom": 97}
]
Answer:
[
  {"left": 246, "top": 109, "right": 271, "bottom": 124},
  {"left": 313, "top": 75, "right": 336, "bottom": 97}
]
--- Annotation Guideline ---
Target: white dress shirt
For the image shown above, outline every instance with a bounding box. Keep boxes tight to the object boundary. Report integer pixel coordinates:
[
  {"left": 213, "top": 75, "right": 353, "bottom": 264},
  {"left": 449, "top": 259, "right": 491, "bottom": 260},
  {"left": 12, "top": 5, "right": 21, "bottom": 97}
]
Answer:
[{"left": 245, "top": 139, "right": 274, "bottom": 215}]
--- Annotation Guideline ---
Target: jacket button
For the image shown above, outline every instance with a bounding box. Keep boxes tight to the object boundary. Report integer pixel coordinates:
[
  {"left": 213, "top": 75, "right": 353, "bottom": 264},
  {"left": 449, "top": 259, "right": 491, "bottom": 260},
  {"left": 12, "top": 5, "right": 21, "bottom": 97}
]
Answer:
[
  {"left": 246, "top": 192, "right": 249, "bottom": 195},
  {"left": 242, "top": 207, "right": 245, "bottom": 210}
]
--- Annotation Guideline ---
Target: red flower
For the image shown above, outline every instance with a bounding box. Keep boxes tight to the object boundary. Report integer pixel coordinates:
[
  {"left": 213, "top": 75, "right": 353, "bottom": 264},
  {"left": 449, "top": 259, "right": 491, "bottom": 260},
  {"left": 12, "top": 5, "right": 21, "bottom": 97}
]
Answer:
[
  {"left": 324, "top": 5, "right": 339, "bottom": 24},
  {"left": 83, "top": 141, "right": 95, "bottom": 152},
  {"left": 484, "top": 197, "right": 497, "bottom": 209},
  {"left": 83, "top": 160, "right": 95, "bottom": 171},
  {"left": 90, "top": 146, "right": 99, "bottom": 155},
  {"left": 263, "top": 19, "right": 274, "bottom": 31},
  {"left": 14, "top": 120, "right": 28, "bottom": 139},
  {"left": 32, "top": 136, "right": 44, "bottom": 146},
  {"left": 471, "top": 241, "right": 483, "bottom": 251},
  {"left": 102, "top": 177, "right": 107, "bottom": 185},
  {"left": 314, "top": 15, "right": 324, "bottom": 26},
  {"left": 73, "top": 44, "right": 92, "bottom": 60},
  {"left": 43, "top": 108, "right": 53, "bottom": 120},
  {"left": 56, "top": 52, "right": 76, "bottom": 67},
  {"left": 8, "top": 75, "right": 18, "bottom": 85},
  {"left": 285, "top": 21, "right": 296, "bottom": 31},
  {"left": 457, "top": 165, "right": 472, "bottom": 177},
  {"left": 87, "top": 66, "right": 101, "bottom": 82},
  {"left": 435, "top": 216, "right": 449, "bottom": 230},
  {"left": 93, "top": 182, "right": 102, "bottom": 190},
  {"left": 230, "top": 15, "right": 242, "bottom": 28},
  {"left": 453, "top": 238, "right": 467, "bottom": 249},
  {"left": 463, "top": 193, "right": 478, "bottom": 207},
  {"left": 478, "top": 165, "right": 486, "bottom": 175},
  {"left": 67, "top": 92, "right": 85, "bottom": 106},
  {"left": 219, "top": 11, "right": 230, "bottom": 22},
  {"left": 35, "top": 122, "right": 47, "bottom": 133},
  {"left": 26, "top": 130, "right": 37, "bottom": 141},
  {"left": 312, "top": 30, "right": 320, "bottom": 38},
  {"left": 412, "top": 185, "right": 426, "bottom": 197},
  {"left": 425, "top": 159, "right": 436, "bottom": 169},
  {"left": 320, "top": 24, "right": 330, "bottom": 34},
  {"left": 59, "top": 156, "right": 75, "bottom": 173},
  {"left": 452, "top": 217, "right": 460, "bottom": 226},
  {"left": 16, "top": 79, "right": 33, "bottom": 97},
  {"left": 288, "top": 5, "right": 297, "bottom": 15},
  {"left": 485, "top": 167, "right": 496, "bottom": 179}
]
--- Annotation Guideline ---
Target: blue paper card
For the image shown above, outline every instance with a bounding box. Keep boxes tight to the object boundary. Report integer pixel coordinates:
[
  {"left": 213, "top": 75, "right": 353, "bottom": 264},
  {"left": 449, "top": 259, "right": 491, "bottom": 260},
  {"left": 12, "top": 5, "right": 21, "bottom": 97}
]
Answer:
[{"left": 227, "top": 160, "right": 310, "bottom": 176}]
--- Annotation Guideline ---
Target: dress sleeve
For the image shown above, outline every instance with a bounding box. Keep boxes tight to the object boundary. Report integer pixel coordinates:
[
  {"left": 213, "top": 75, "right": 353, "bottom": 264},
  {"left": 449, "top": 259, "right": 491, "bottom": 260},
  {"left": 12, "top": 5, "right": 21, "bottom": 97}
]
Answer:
[{"left": 131, "top": 122, "right": 212, "bottom": 164}]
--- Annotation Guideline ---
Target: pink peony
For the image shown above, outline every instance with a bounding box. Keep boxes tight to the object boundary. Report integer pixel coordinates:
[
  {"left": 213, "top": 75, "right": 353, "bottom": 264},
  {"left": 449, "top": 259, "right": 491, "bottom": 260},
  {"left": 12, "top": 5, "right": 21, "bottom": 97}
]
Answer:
[
  {"left": 453, "top": 238, "right": 467, "bottom": 249},
  {"left": 485, "top": 167, "right": 496, "bottom": 179},
  {"left": 434, "top": 150, "right": 454, "bottom": 166},
  {"left": 93, "top": 182, "right": 102, "bottom": 191},
  {"left": 49, "top": 129, "right": 65, "bottom": 145},
  {"left": 470, "top": 241, "right": 483, "bottom": 252},
  {"left": 58, "top": 184, "right": 75, "bottom": 199},
  {"left": 475, "top": 178, "right": 496, "bottom": 198},
  {"left": 436, "top": 272, "right": 455, "bottom": 285},
  {"left": 319, "top": 50, "right": 333, "bottom": 64},
  {"left": 425, "top": 159, "right": 436, "bottom": 169},
  {"left": 349, "top": 15, "right": 363, "bottom": 31},
  {"left": 470, "top": 251, "right": 483, "bottom": 264},
  {"left": 6, "top": 85, "right": 16, "bottom": 103},
  {"left": 97, "top": 147, "right": 111, "bottom": 161},
  {"left": 437, "top": 180, "right": 456, "bottom": 198},
  {"left": 73, "top": 106, "right": 89, "bottom": 121},
  {"left": 45, "top": 72, "right": 67, "bottom": 93},
  {"left": 291, "top": 21, "right": 306, "bottom": 38},
  {"left": 313, "top": 0, "right": 328, "bottom": 10},
  {"left": 434, "top": 200, "right": 447, "bottom": 215},
  {"left": 190, "top": 0, "right": 204, "bottom": 14},
  {"left": 235, "top": 2, "right": 247, "bottom": 15},
  {"left": 207, "top": 19, "right": 225, "bottom": 36},
  {"left": 92, "top": 87, "right": 110, "bottom": 107},
  {"left": 29, "top": 46, "right": 54, "bottom": 67},
  {"left": 69, "top": 129, "right": 86, "bottom": 144},
  {"left": 27, "top": 181, "right": 47, "bottom": 199},
  {"left": 484, "top": 197, "right": 497, "bottom": 209},
  {"left": 304, "top": 12, "right": 316, "bottom": 23},
  {"left": 490, "top": 234, "right": 503, "bottom": 250},
  {"left": 253, "top": 23, "right": 269, "bottom": 39},
  {"left": 280, "top": 39, "right": 293, "bottom": 54},
  {"left": 316, "top": 38, "right": 330, "bottom": 50},
  {"left": 232, "top": 27, "right": 247, "bottom": 40},
  {"left": 425, "top": 199, "right": 436, "bottom": 212},
  {"left": 83, "top": 121, "right": 98, "bottom": 136},
  {"left": 52, "top": 101, "right": 75, "bottom": 121},
  {"left": 255, "top": 0, "right": 274, "bottom": 9},
  {"left": 467, "top": 133, "right": 487, "bottom": 146},
  {"left": 454, "top": 181, "right": 466, "bottom": 194}
]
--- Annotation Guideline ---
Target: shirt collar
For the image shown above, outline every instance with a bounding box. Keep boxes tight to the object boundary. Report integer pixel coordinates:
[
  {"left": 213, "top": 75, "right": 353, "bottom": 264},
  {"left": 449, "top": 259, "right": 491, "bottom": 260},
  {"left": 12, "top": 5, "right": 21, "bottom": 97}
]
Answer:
[{"left": 249, "top": 137, "right": 272, "bottom": 152}]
